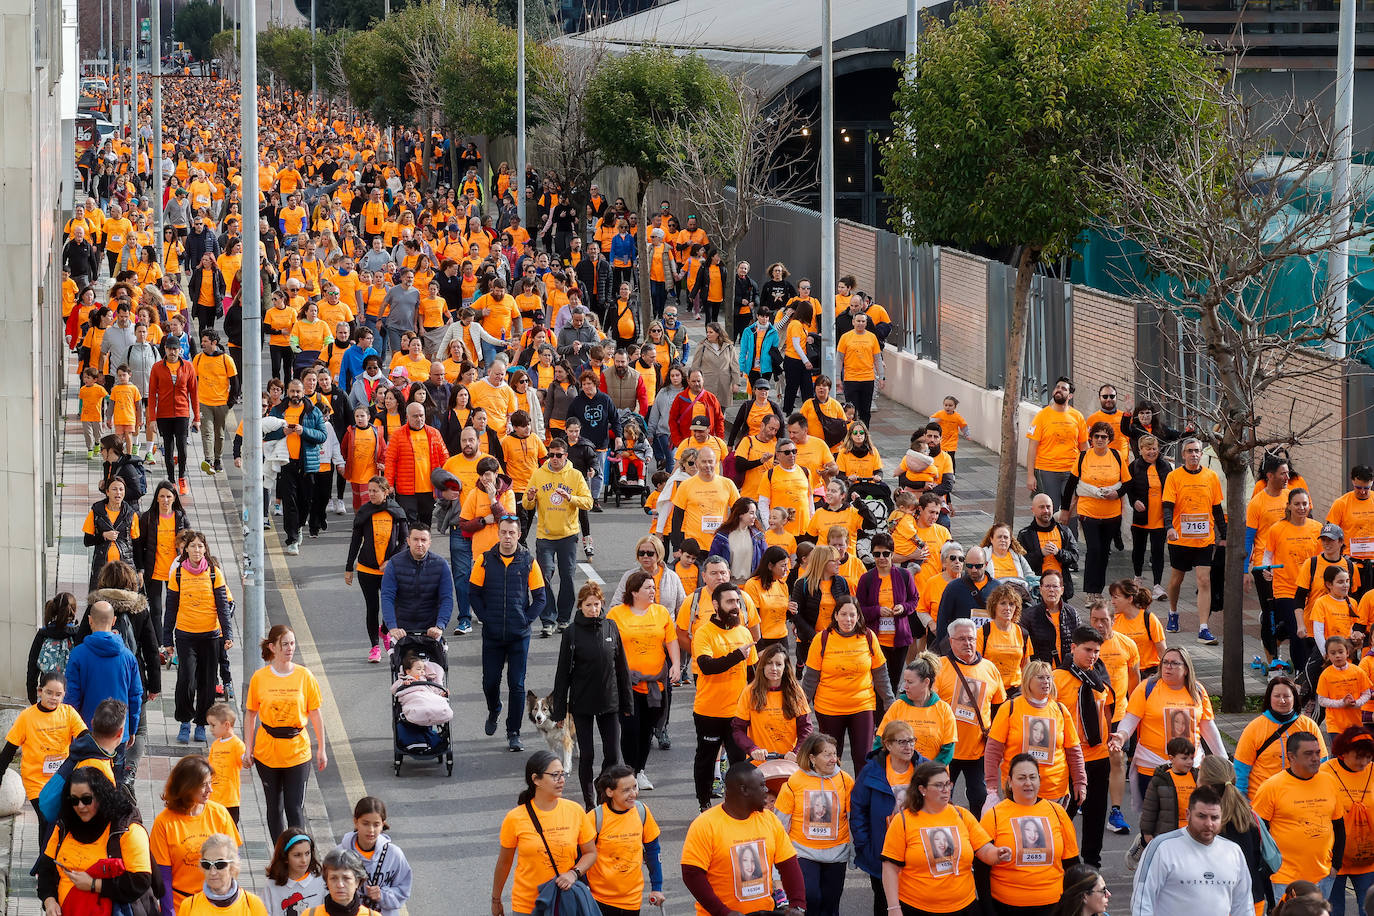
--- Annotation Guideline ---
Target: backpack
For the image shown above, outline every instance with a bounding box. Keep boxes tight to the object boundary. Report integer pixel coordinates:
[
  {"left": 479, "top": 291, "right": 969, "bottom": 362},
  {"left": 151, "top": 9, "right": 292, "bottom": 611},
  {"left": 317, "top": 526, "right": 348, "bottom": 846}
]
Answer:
[
  {"left": 36, "top": 632, "right": 74, "bottom": 679},
  {"left": 118, "top": 458, "right": 147, "bottom": 503},
  {"left": 592, "top": 801, "right": 646, "bottom": 840},
  {"left": 51, "top": 821, "right": 163, "bottom": 916}
]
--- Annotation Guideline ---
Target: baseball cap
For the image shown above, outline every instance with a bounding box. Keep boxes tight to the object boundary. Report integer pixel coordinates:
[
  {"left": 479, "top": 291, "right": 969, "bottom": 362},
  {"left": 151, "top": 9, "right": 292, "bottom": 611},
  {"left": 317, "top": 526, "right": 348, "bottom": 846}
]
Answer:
[
  {"left": 390, "top": 366, "right": 408, "bottom": 379},
  {"left": 754, "top": 379, "right": 772, "bottom": 390},
  {"left": 690, "top": 416, "right": 710, "bottom": 428},
  {"left": 1321, "top": 522, "right": 1345, "bottom": 541},
  {"left": 446, "top": 222, "right": 460, "bottom": 231}
]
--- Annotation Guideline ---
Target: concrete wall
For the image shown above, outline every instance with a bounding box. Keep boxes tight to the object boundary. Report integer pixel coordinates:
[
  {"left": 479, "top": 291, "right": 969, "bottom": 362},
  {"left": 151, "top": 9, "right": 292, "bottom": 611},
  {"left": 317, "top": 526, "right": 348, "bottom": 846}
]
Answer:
[
  {"left": 1254, "top": 349, "right": 1346, "bottom": 513},
  {"left": 0, "top": 0, "right": 67, "bottom": 698}
]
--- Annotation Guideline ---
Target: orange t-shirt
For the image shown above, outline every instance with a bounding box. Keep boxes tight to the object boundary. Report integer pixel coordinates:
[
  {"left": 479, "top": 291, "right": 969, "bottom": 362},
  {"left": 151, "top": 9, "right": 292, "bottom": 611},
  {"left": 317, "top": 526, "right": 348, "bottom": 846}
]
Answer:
[
  {"left": 680, "top": 807, "right": 796, "bottom": 916},
  {"left": 691, "top": 620, "right": 757, "bottom": 717},
  {"left": 804, "top": 630, "right": 886, "bottom": 716},
  {"left": 980, "top": 799, "right": 1080, "bottom": 907},
  {"left": 607, "top": 603, "right": 676, "bottom": 694},
  {"left": 881, "top": 806, "right": 990, "bottom": 912},
  {"left": 1026, "top": 406, "right": 1087, "bottom": 472}
]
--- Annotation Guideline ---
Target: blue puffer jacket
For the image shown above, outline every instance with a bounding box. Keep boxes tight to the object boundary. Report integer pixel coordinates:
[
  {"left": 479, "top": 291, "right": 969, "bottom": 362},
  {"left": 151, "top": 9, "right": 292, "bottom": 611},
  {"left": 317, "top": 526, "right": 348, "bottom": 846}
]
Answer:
[
  {"left": 851, "top": 747, "right": 926, "bottom": 877},
  {"left": 709, "top": 526, "right": 767, "bottom": 573},
  {"left": 469, "top": 544, "right": 546, "bottom": 641},
  {"left": 608, "top": 232, "right": 637, "bottom": 268},
  {"left": 264, "top": 400, "right": 328, "bottom": 473},
  {"left": 738, "top": 321, "right": 780, "bottom": 374},
  {"left": 380, "top": 549, "right": 454, "bottom": 633}
]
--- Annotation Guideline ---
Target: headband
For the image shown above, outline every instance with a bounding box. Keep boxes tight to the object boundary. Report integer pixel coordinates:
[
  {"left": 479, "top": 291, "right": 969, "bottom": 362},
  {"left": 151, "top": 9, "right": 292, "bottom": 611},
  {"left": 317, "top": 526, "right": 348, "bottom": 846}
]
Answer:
[{"left": 284, "top": 834, "right": 312, "bottom": 851}]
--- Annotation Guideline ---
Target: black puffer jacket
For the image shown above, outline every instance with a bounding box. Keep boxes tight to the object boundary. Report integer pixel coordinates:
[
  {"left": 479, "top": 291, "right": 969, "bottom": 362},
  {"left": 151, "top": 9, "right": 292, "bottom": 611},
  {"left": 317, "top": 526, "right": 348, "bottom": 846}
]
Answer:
[
  {"left": 1024, "top": 601, "right": 1082, "bottom": 666},
  {"left": 550, "top": 614, "right": 632, "bottom": 721}
]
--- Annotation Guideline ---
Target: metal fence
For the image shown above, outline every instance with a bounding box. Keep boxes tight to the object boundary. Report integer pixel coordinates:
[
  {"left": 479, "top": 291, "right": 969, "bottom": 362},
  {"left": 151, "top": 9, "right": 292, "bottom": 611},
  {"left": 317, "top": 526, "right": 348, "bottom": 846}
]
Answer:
[{"left": 984, "top": 263, "right": 1072, "bottom": 402}]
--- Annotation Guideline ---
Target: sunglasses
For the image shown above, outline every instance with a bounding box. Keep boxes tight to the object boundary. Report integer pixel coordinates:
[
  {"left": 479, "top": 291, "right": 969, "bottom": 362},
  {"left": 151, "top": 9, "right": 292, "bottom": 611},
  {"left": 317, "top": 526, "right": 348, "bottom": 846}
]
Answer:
[
  {"left": 68, "top": 794, "right": 95, "bottom": 807},
  {"left": 965, "top": 562, "right": 985, "bottom": 569},
  {"left": 200, "top": 860, "right": 234, "bottom": 871},
  {"left": 637, "top": 550, "right": 657, "bottom": 557},
  {"left": 548, "top": 452, "right": 567, "bottom": 459},
  {"left": 778, "top": 449, "right": 797, "bottom": 455},
  {"left": 872, "top": 550, "right": 892, "bottom": 558},
  {"left": 499, "top": 514, "right": 519, "bottom": 522}
]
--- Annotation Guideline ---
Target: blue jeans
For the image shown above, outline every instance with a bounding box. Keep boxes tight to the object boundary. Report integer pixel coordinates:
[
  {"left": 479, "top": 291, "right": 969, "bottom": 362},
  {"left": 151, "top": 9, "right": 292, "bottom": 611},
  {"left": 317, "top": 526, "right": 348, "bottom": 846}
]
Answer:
[
  {"left": 364, "top": 316, "right": 385, "bottom": 358},
  {"left": 1277, "top": 878, "right": 1335, "bottom": 905},
  {"left": 536, "top": 534, "right": 579, "bottom": 625},
  {"left": 797, "top": 858, "right": 846, "bottom": 916},
  {"left": 449, "top": 535, "right": 473, "bottom": 626},
  {"left": 479, "top": 339, "right": 508, "bottom": 368},
  {"left": 481, "top": 633, "right": 530, "bottom": 738},
  {"left": 384, "top": 325, "right": 406, "bottom": 361},
  {"left": 1331, "top": 872, "right": 1374, "bottom": 916},
  {"left": 652, "top": 433, "right": 674, "bottom": 474},
  {"left": 588, "top": 447, "right": 610, "bottom": 497}
]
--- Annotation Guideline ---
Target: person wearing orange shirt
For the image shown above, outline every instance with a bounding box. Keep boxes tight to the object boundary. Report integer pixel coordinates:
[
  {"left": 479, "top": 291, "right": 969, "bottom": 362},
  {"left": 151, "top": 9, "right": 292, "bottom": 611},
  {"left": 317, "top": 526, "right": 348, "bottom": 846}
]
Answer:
[
  {"left": 135, "top": 480, "right": 188, "bottom": 636},
  {"left": 690, "top": 583, "right": 758, "bottom": 810},
  {"left": 801, "top": 598, "right": 894, "bottom": 774},
  {"left": 344, "top": 476, "right": 408, "bottom": 662},
  {"left": 1025, "top": 377, "right": 1088, "bottom": 512},
  {"left": 1162, "top": 438, "right": 1226, "bottom": 643},
  {"left": 835, "top": 312, "right": 885, "bottom": 425},
  {"left": 1062, "top": 421, "right": 1130, "bottom": 597},
  {"left": 1329, "top": 465, "right": 1374, "bottom": 599},
  {"left": 937, "top": 619, "right": 1008, "bottom": 814},
  {"left": 1252, "top": 730, "right": 1347, "bottom": 897},
  {"left": 1127, "top": 435, "right": 1174, "bottom": 602},
  {"left": 383, "top": 402, "right": 449, "bottom": 528},
  {"left": 1261, "top": 487, "right": 1323, "bottom": 676},
  {"left": 980, "top": 754, "right": 1081, "bottom": 912},
  {"left": 682, "top": 762, "right": 806, "bottom": 916}
]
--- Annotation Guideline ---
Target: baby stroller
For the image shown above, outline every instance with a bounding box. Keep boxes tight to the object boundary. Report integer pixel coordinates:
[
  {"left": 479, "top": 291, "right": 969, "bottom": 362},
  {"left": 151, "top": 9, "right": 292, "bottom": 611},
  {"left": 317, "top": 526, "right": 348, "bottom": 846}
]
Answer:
[
  {"left": 388, "top": 634, "right": 454, "bottom": 777},
  {"left": 850, "top": 478, "right": 895, "bottom": 565},
  {"left": 607, "top": 410, "right": 651, "bottom": 507}
]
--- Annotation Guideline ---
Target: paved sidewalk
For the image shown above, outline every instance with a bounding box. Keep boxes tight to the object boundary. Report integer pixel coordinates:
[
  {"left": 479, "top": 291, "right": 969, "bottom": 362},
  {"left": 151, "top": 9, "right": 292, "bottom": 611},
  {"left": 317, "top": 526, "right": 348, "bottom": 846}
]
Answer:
[{"left": 2, "top": 354, "right": 334, "bottom": 916}]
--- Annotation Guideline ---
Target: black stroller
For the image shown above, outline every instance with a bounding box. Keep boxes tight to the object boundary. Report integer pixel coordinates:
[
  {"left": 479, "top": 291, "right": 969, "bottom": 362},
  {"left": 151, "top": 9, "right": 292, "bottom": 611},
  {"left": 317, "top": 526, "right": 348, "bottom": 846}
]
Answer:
[
  {"left": 388, "top": 634, "right": 454, "bottom": 776},
  {"left": 850, "top": 478, "right": 895, "bottom": 565}
]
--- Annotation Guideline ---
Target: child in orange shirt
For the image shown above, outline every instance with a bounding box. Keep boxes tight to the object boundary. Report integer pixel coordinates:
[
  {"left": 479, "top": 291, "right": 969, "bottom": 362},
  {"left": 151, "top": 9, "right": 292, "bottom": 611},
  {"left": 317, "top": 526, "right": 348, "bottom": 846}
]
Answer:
[
  {"left": 932, "top": 396, "right": 969, "bottom": 471},
  {"left": 765, "top": 506, "right": 799, "bottom": 561},
  {"left": 78, "top": 367, "right": 108, "bottom": 457},
  {"left": 109, "top": 365, "right": 143, "bottom": 456},
  {"left": 1318, "top": 635, "right": 1372, "bottom": 740},
  {"left": 206, "top": 702, "right": 246, "bottom": 827},
  {"left": 1139, "top": 736, "right": 1197, "bottom": 843}
]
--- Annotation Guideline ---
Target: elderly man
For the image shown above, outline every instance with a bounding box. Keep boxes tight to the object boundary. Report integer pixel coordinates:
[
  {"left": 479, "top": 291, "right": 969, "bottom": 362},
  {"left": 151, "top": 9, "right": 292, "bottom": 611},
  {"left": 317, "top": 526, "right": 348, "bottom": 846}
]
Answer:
[
  {"left": 935, "top": 618, "right": 1007, "bottom": 813},
  {"left": 669, "top": 446, "right": 739, "bottom": 554},
  {"left": 384, "top": 402, "right": 449, "bottom": 527},
  {"left": 468, "top": 357, "right": 519, "bottom": 437},
  {"left": 63, "top": 223, "right": 99, "bottom": 291}
]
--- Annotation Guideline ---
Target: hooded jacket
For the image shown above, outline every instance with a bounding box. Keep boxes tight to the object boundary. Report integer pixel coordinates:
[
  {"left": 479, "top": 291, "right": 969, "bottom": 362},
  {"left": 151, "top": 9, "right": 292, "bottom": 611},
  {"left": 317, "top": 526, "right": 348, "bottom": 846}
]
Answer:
[
  {"left": 82, "top": 587, "right": 162, "bottom": 696},
  {"left": 266, "top": 399, "right": 329, "bottom": 473},
  {"left": 64, "top": 630, "right": 143, "bottom": 738},
  {"left": 550, "top": 613, "right": 632, "bottom": 721},
  {"left": 346, "top": 497, "right": 409, "bottom": 573},
  {"left": 335, "top": 832, "right": 413, "bottom": 916}
]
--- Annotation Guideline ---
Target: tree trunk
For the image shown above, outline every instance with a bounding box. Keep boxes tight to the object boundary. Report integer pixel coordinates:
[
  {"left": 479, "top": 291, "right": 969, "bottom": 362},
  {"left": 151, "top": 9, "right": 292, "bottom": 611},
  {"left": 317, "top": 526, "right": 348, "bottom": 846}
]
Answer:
[
  {"left": 995, "top": 245, "right": 1038, "bottom": 525},
  {"left": 420, "top": 112, "right": 433, "bottom": 193},
  {"left": 1221, "top": 462, "right": 1249, "bottom": 712},
  {"left": 723, "top": 240, "right": 740, "bottom": 340}
]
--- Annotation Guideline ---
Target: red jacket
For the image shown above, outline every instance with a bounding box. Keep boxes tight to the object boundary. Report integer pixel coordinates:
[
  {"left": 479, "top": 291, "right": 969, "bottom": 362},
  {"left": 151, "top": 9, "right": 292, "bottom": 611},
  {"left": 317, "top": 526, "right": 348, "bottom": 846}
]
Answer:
[
  {"left": 384, "top": 423, "right": 449, "bottom": 496},
  {"left": 669, "top": 389, "right": 724, "bottom": 444},
  {"left": 146, "top": 358, "right": 199, "bottom": 420}
]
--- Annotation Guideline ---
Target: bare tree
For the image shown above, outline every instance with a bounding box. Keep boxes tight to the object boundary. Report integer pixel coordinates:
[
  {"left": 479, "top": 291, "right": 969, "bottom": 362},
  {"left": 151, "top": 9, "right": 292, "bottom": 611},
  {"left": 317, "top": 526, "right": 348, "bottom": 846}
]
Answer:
[
  {"left": 530, "top": 42, "right": 609, "bottom": 221},
  {"left": 657, "top": 77, "right": 814, "bottom": 336},
  {"left": 391, "top": 2, "right": 474, "bottom": 192},
  {"left": 1092, "top": 80, "right": 1374, "bottom": 711}
]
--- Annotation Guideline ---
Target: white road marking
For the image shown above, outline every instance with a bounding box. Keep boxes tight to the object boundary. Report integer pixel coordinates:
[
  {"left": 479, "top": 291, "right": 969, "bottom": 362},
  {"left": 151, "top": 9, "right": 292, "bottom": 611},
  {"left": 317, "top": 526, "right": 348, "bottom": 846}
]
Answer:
[{"left": 579, "top": 562, "right": 604, "bottom": 584}]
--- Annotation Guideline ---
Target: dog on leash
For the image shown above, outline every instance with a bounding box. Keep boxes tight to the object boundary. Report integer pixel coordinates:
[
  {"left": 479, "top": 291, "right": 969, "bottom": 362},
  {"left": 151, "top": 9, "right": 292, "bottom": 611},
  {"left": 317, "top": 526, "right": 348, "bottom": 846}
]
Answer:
[{"left": 526, "top": 690, "right": 576, "bottom": 771}]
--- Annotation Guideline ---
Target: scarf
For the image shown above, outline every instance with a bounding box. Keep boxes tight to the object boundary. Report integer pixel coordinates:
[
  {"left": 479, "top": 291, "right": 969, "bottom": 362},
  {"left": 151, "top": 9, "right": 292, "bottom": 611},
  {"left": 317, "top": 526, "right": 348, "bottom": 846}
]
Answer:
[
  {"left": 1063, "top": 661, "right": 1109, "bottom": 746},
  {"left": 848, "top": 440, "right": 871, "bottom": 458},
  {"left": 323, "top": 895, "right": 362, "bottom": 916},
  {"left": 203, "top": 880, "right": 241, "bottom": 908},
  {"left": 182, "top": 556, "right": 209, "bottom": 575}
]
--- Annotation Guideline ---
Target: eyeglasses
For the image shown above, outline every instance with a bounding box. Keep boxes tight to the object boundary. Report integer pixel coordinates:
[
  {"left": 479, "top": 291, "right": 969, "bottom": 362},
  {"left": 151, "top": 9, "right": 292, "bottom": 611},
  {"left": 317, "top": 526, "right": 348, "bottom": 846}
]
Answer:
[
  {"left": 1090, "top": 886, "right": 1111, "bottom": 896},
  {"left": 200, "top": 860, "right": 234, "bottom": 871},
  {"left": 892, "top": 738, "right": 916, "bottom": 747},
  {"left": 926, "top": 780, "right": 953, "bottom": 790},
  {"left": 872, "top": 550, "right": 892, "bottom": 558},
  {"left": 1161, "top": 660, "right": 1185, "bottom": 668},
  {"left": 947, "top": 556, "right": 965, "bottom": 563},
  {"left": 68, "top": 794, "right": 95, "bottom": 807},
  {"left": 965, "top": 562, "right": 985, "bottom": 569},
  {"left": 637, "top": 550, "right": 657, "bottom": 557},
  {"left": 541, "top": 771, "right": 567, "bottom": 780}
]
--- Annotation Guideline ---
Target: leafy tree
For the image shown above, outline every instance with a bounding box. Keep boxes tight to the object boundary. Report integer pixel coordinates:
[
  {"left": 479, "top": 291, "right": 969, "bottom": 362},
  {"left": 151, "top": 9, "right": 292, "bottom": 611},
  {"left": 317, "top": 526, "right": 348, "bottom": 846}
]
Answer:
[
  {"left": 209, "top": 29, "right": 240, "bottom": 79},
  {"left": 483, "top": 0, "right": 559, "bottom": 40},
  {"left": 340, "top": 18, "right": 413, "bottom": 126},
  {"left": 173, "top": 0, "right": 220, "bottom": 61},
  {"left": 436, "top": 9, "right": 527, "bottom": 140},
  {"left": 530, "top": 42, "right": 608, "bottom": 226},
  {"left": 881, "top": 0, "right": 1218, "bottom": 526},
  {"left": 258, "top": 27, "right": 314, "bottom": 93},
  {"left": 586, "top": 48, "right": 731, "bottom": 325}
]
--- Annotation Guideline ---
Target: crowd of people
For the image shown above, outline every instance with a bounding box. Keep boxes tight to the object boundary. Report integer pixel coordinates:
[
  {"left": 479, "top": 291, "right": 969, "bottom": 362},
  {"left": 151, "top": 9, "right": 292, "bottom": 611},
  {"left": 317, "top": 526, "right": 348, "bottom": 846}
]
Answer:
[{"left": 35, "top": 69, "right": 1374, "bottom": 916}]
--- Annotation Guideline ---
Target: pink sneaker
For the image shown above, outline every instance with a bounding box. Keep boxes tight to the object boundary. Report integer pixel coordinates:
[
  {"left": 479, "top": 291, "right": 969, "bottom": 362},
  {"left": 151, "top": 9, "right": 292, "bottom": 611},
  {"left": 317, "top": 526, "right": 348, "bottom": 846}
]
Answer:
[
  {"left": 368, "top": 645, "right": 381, "bottom": 664},
  {"left": 381, "top": 629, "right": 392, "bottom": 651}
]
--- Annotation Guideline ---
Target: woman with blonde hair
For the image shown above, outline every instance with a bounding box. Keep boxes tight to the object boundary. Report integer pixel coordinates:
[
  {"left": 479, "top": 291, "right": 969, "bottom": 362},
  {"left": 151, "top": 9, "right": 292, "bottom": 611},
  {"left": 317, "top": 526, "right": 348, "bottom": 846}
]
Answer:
[
  {"left": 985, "top": 659, "right": 1086, "bottom": 805},
  {"left": 980, "top": 521, "right": 1034, "bottom": 583},
  {"left": 1198, "top": 754, "right": 1272, "bottom": 914},
  {"left": 790, "top": 544, "right": 851, "bottom": 666},
  {"left": 977, "top": 583, "right": 1032, "bottom": 696}
]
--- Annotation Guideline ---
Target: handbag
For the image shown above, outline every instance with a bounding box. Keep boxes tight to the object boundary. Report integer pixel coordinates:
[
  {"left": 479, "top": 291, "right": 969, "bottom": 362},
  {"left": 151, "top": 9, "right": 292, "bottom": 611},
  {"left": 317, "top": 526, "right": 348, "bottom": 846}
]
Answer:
[{"left": 1255, "top": 813, "right": 1283, "bottom": 874}]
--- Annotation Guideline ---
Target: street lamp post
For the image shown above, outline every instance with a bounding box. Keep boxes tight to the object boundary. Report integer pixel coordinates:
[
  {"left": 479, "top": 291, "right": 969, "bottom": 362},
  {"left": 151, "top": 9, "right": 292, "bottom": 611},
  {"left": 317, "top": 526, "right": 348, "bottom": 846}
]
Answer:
[
  {"left": 1329, "top": 0, "right": 1355, "bottom": 360},
  {"left": 239, "top": 0, "right": 265, "bottom": 682},
  {"left": 819, "top": 0, "right": 836, "bottom": 379},
  {"left": 130, "top": 0, "right": 139, "bottom": 146},
  {"left": 516, "top": 0, "right": 526, "bottom": 228},
  {"left": 310, "top": 0, "right": 316, "bottom": 104},
  {"left": 152, "top": 0, "right": 163, "bottom": 243}
]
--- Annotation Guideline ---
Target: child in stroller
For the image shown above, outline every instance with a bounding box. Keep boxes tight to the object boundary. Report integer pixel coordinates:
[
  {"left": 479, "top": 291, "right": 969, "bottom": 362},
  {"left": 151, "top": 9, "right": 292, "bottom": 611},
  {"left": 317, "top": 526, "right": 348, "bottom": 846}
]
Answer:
[
  {"left": 388, "top": 634, "right": 454, "bottom": 775},
  {"left": 391, "top": 653, "right": 452, "bottom": 727},
  {"left": 606, "top": 410, "right": 651, "bottom": 507}
]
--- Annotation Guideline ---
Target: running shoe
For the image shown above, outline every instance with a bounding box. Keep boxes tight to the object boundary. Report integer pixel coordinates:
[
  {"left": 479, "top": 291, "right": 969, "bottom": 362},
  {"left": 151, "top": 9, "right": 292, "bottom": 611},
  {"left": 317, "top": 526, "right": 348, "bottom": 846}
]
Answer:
[
  {"left": 177, "top": 722, "right": 191, "bottom": 744},
  {"left": 454, "top": 620, "right": 472, "bottom": 636},
  {"left": 541, "top": 622, "right": 554, "bottom": 638},
  {"left": 583, "top": 537, "right": 595, "bottom": 559},
  {"left": 193, "top": 725, "right": 206, "bottom": 743},
  {"left": 368, "top": 646, "right": 381, "bottom": 663},
  {"left": 1198, "top": 626, "right": 1218, "bottom": 645},
  {"left": 381, "top": 629, "right": 392, "bottom": 651},
  {"left": 485, "top": 707, "right": 501, "bottom": 736},
  {"left": 655, "top": 728, "right": 672, "bottom": 751},
  {"left": 178, "top": 477, "right": 188, "bottom": 495},
  {"left": 636, "top": 771, "right": 654, "bottom": 791},
  {"left": 1125, "top": 833, "right": 1144, "bottom": 871},
  {"left": 508, "top": 734, "right": 523, "bottom": 752},
  {"left": 1152, "top": 584, "right": 1167, "bottom": 601},
  {"left": 1165, "top": 613, "right": 1180, "bottom": 633},
  {"left": 284, "top": 541, "right": 300, "bottom": 556},
  {"left": 1251, "top": 655, "right": 1266, "bottom": 671},
  {"left": 200, "top": 459, "right": 213, "bottom": 474},
  {"left": 1108, "top": 807, "right": 1130, "bottom": 835}
]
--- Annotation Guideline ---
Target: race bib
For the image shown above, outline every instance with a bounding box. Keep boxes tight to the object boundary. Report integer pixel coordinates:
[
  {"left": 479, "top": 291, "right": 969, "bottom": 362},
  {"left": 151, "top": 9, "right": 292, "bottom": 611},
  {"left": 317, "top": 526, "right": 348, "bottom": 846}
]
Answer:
[
  {"left": 701, "top": 515, "right": 723, "bottom": 533},
  {"left": 1353, "top": 537, "right": 1374, "bottom": 559},
  {"left": 878, "top": 616, "right": 896, "bottom": 635},
  {"left": 1180, "top": 514, "right": 1210, "bottom": 538},
  {"left": 43, "top": 755, "right": 65, "bottom": 775}
]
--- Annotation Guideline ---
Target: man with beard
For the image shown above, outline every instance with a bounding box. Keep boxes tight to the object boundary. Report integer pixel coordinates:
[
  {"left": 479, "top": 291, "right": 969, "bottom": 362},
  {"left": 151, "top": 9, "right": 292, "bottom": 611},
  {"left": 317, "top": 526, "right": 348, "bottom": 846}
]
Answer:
[
  {"left": 384, "top": 403, "right": 449, "bottom": 527},
  {"left": 1025, "top": 376, "right": 1088, "bottom": 512},
  {"left": 265, "top": 378, "right": 327, "bottom": 554},
  {"left": 603, "top": 348, "right": 649, "bottom": 415},
  {"left": 689, "top": 583, "right": 757, "bottom": 811}
]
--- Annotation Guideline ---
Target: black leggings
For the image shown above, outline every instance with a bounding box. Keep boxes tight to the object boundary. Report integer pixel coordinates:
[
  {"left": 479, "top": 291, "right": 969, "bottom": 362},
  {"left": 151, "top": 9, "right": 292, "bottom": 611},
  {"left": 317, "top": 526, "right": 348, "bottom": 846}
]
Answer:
[
  {"left": 1080, "top": 515, "right": 1120, "bottom": 595},
  {"left": 693, "top": 713, "right": 744, "bottom": 807},
  {"left": 157, "top": 416, "right": 190, "bottom": 480},
  {"left": 173, "top": 630, "right": 219, "bottom": 725},
  {"left": 621, "top": 691, "right": 665, "bottom": 774},
  {"left": 948, "top": 756, "right": 987, "bottom": 815},
  {"left": 1132, "top": 525, "right": 1166, "bottom": 584},
  {"left": 782, "top": 356, "right": 814, "bottom": 414},
  {"left": 145, "top": 578, "right": 165, "bottom": 636},
  {"left": 308, "top": 470, "right": 331, "bottom": 534},
  {"left": 1255, "top": 570, "right": 1277, "bottom": 658},
  {"left": 359, "top": 571, "right": 383, "bottom": 647},
  {"left": 270, "top": 344, "right": 292, "bottom": 382},
  {"left": 572, "top": 711, "right": 621, "bottom": 808},
  {"left": 255, "top": 759, "right": 309, "bottom": 843}
]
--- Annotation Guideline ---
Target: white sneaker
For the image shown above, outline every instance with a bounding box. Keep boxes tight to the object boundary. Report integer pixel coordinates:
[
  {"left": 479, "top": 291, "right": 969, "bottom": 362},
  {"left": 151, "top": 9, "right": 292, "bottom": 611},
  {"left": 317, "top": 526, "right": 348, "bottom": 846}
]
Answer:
[
  {"left": 1152, "top": 584, "right": 1167, "bottom": 601},
  {"left": 333, "top": 498, "right": 347, "bottom": 515},
  {"left": 636, "top": 771, "right": 654, "bottom": 791},
  {"left": 284, "top": 541, "right": 300, "bottom": 556}
]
